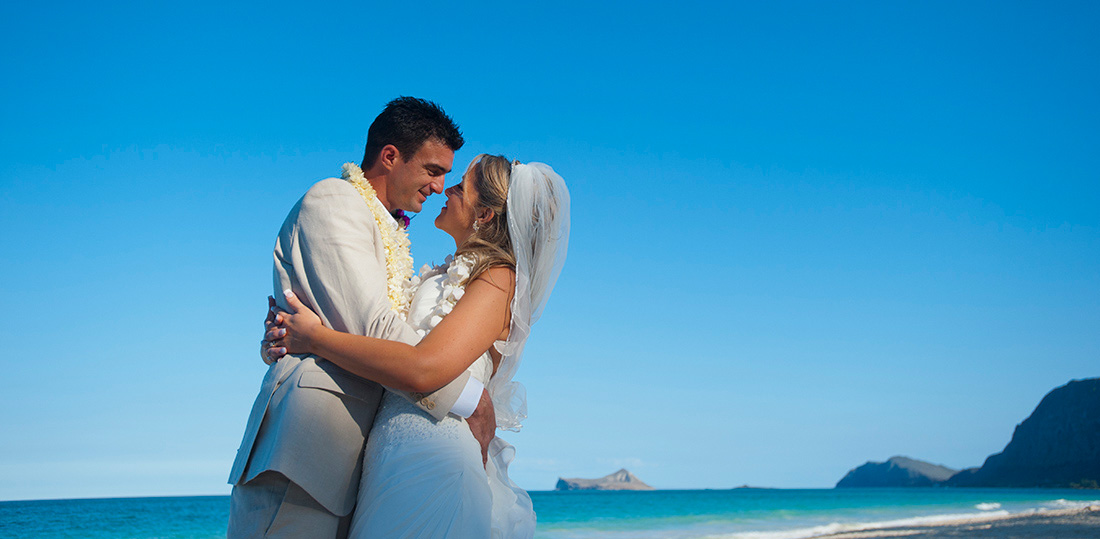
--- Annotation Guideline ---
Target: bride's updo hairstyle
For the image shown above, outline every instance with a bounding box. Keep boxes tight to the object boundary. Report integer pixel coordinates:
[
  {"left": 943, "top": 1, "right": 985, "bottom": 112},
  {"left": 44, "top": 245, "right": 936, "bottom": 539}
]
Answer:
[{"left": 455, "top": 154, "right": 516, "bottom": 282}]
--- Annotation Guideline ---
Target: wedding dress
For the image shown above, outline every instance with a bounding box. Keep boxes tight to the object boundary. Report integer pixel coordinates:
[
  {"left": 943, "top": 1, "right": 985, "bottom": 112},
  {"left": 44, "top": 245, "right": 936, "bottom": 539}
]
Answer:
[
  {"left": 348, "top": 256, "right": 535, "bottom": 539},
  {"left": 349, "top": 161, "right": 570, "bottom": 539}
]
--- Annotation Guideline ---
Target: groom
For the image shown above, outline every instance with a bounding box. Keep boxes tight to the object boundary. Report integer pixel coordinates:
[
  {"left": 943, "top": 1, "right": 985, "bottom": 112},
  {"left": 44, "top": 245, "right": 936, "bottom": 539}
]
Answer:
[{"left": 227, "top": 97, "right": 494, "bottom": 538}]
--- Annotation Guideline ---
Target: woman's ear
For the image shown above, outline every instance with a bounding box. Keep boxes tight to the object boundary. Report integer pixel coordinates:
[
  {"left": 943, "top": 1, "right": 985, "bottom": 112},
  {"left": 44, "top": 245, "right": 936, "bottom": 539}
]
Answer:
[{"left": 477, "top": 207, "right": 495, "bottom": 224}]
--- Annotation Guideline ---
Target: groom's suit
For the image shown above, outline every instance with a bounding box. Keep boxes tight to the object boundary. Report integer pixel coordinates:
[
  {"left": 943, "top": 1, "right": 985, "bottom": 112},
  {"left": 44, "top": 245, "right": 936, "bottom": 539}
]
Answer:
[{"left": 227, "top": 178, "right": 475, "bottom": 538}]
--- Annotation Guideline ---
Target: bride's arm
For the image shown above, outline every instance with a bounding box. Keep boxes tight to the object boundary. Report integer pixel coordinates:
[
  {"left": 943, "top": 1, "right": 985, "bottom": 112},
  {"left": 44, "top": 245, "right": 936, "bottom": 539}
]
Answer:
[{"left": 271, "top": 267, "right": 514, "bottom": 393}]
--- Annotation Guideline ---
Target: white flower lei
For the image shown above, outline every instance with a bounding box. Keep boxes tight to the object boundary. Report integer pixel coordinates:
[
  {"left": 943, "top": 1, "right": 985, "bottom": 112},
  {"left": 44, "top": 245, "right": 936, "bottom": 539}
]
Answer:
[
  {"left": 341, "top": 162, "right": 415, "bottom": 317},
  {"left": 411, "top": 253, "right": 476, "bottom": 333}
]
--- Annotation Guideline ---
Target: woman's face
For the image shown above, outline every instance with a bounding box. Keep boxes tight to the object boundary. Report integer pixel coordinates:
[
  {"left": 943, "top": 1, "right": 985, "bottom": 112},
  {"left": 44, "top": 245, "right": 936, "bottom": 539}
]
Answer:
[{"left": 434, "top": 164, "right": 480, "bottom": 244}]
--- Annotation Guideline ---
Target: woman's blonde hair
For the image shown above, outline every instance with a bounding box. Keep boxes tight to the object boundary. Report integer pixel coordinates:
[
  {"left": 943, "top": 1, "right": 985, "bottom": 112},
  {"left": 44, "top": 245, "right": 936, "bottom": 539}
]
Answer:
[{"left": 455, "top": 154, "right": 516, "bottom": 281}]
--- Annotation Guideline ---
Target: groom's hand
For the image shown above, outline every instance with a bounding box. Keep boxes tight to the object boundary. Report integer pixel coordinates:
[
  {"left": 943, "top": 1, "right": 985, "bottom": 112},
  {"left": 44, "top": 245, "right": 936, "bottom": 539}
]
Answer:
[
  {"left": 261, "top": 296, "right": 279, "bottom": 365},
  {"left": 466, "top": 388, "right": 495, "bottom": 467}
]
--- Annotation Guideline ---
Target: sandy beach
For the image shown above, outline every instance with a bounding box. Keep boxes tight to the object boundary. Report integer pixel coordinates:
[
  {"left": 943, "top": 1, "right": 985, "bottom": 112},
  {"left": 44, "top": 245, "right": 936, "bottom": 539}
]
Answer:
[{"left": 816, "top": 504, "right": 1100, "bottom": 539}]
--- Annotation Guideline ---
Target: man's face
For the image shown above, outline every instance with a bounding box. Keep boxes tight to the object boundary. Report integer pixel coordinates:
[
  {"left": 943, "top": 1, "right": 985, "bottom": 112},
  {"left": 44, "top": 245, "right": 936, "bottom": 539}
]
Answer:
[{"left": 387, "top": 139, "right": 454, "bottom": 213}]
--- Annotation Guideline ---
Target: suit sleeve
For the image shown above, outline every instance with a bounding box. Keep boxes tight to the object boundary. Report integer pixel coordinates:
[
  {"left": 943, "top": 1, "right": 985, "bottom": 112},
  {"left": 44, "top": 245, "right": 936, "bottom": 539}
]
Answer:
[{"left": 276, "top": 178, "right": 471, "bottom": 420}]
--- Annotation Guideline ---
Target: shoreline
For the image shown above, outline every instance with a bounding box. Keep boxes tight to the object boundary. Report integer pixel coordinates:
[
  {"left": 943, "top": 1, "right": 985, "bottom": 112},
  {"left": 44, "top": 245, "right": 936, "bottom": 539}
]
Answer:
[{"left": 814, "top": 505, "right": 1100, "bottom": 538}]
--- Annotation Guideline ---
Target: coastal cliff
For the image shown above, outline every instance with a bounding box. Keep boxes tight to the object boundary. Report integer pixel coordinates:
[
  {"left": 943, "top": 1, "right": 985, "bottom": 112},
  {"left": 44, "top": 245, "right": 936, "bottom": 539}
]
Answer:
[
  {"left": 556, "top": 469, "right": 655, "bottom": 491},
  {"left": 836, "top": 456, "right": 957, "bottom": 488},
  {"left": 835, "top": 378, "right": 1100, "bottom": 489},
  {"left": 947, "top": 378, "right": 1100, "bottom": 488}
]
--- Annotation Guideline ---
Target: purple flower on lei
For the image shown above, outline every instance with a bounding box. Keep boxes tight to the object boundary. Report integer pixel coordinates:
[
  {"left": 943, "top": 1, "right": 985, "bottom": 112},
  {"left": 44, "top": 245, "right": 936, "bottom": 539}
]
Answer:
[{"left": 392, "top": 209, "right": 412, "bottom": 228}]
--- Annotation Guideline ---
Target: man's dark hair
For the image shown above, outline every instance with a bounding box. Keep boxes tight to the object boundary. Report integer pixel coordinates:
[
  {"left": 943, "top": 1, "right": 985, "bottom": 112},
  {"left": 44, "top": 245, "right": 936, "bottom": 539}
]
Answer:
[{"left": 362, "top": 97, "right": 464, "bottom": 168}]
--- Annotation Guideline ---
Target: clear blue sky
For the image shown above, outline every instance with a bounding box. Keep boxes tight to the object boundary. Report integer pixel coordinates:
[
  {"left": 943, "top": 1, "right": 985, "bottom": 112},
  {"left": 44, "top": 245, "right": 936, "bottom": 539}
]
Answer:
[{"left": 2, "top": 1, "right": 1097, "bottom": 501}]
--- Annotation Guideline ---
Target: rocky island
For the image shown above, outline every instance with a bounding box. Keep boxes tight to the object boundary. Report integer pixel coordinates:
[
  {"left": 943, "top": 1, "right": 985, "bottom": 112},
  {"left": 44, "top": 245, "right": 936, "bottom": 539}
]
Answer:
[
  {"left": 555, "top": 469, "right": 655, "bottom": 491},
  {"left": 836, "top": 456, "right": 957, "bottom": 488}
]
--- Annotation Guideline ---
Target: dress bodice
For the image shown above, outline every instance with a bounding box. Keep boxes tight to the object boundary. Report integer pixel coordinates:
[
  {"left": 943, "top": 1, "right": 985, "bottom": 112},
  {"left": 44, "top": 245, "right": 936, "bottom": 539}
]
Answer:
[
  {"left": 354, "top": 261, "right": 535, "bottom": 539},
  {"left": 406, "top": 270, "right": 496, "bottom": 385},
  {"left": 368, "top": 269, "right": 490, "bottom": 459}
]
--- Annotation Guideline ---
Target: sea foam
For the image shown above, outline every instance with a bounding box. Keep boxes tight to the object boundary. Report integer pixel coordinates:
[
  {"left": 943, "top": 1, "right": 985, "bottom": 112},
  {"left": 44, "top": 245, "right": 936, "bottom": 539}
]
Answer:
[
  {"left": 710, "top": 510, "right": 1012, "bottom": 539},
  {"left": 1045, "top": 498, "right": 1100, "bottom": 510}
]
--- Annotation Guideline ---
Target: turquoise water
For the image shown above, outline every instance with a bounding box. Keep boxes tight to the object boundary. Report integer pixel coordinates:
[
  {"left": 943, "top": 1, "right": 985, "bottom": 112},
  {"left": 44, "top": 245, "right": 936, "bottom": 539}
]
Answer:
[
  {"left": 0, "top": 496, "right": 228, "bottom": 539},
  {"left": 531, "top": 488, "right": 1099, "bottom": 538},
  {"left": 1, "top": 489, "right": 1097, "bottom": 538}
]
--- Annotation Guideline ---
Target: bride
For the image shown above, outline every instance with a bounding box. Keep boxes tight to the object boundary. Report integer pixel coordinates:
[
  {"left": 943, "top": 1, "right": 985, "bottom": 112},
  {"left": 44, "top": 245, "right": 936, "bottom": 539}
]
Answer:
[{"left": 265, "top": 154, "right": 569, "bottom": 538}]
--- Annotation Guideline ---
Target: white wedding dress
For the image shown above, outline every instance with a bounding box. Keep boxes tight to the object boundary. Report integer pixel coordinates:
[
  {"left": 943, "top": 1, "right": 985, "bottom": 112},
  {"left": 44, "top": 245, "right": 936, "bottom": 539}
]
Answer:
[{"left": 348, "top": 259, "right": 536, "bottom": 539}]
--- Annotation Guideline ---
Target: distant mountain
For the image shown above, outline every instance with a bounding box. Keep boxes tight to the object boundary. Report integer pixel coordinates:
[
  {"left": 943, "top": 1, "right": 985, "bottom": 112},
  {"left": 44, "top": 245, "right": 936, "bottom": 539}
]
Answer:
[
  {"left": 946, "top": 378, "right": 1100, "bottom": 488},
  {"left": 555, "top": 469, "right": 655, "bottom": 491},
  {"left": 836, "top": 456, "right": 957, "bottom": 488}
]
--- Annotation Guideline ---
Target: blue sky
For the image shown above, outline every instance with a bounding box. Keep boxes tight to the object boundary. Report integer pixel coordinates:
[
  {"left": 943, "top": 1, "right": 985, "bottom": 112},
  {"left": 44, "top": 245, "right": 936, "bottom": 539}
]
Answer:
[{"left": 1, "top": 1, "right": 1098, "bottom": 500}]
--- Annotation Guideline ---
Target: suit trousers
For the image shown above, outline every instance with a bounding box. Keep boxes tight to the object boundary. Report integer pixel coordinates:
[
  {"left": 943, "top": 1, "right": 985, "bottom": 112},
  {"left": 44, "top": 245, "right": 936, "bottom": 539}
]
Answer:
[{"left": 227, "top": 471, "right": 352, "bottom": 539}]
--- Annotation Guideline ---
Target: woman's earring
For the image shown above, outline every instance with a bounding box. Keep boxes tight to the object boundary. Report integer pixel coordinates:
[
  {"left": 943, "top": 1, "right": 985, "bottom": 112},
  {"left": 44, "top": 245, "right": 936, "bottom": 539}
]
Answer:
[{"left": 473, "top": 221, "right": 481, "bottom": 232}]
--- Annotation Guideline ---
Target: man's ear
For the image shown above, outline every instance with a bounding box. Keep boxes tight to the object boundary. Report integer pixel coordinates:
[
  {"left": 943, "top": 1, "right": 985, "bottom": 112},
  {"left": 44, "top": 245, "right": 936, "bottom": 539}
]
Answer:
[{"left": 378, "top": 145, "right": 400, "bottom": 171}]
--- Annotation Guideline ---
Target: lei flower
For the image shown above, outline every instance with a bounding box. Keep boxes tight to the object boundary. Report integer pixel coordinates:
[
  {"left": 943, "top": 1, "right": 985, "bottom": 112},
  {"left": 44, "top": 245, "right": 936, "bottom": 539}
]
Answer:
[
  {"left": 392, "top": 209, "right": 411, "bottom": 228},
  {"left": 341, "top": 162, "right": 415, "bottom": 317},
  {"left": 410, "top": 254, "right": 476, "bottom": 333}
]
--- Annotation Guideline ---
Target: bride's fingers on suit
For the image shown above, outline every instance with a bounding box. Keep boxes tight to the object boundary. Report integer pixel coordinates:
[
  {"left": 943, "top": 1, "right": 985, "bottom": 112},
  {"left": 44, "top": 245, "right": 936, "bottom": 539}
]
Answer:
[
  {"left": 264, "top": 345, "right": 285, "bottom": 361},
  {"left": 267, "top": 344, "right": 287, "bottom": 359},
  {"left": 266, "top": 309, "right": 288, "bottom": 327},
  {"left": 265, "top": 327, "right": 287, "bottom": 341},
  {"left": 281, "top": 288, "right": 307, "bottom": 314}
]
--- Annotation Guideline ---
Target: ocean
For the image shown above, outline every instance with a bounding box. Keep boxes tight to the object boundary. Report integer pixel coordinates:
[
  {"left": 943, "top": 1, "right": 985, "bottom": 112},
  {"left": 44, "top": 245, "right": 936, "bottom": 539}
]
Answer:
[{"left": 1, "top": 488, "right": 1097, "bottom": 538}]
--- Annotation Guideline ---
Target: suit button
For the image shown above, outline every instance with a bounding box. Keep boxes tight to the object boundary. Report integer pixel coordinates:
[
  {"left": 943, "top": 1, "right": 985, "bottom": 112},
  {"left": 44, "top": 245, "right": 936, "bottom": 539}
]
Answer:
[
  {"left": 426, "top": 401, "right": 435, "bottom": 410},
  {"left": 413, "top": 392, "right": 424, "bottom": 400},
  {"left": 419, "top": 398, "right": 430, "bottom": 406}
]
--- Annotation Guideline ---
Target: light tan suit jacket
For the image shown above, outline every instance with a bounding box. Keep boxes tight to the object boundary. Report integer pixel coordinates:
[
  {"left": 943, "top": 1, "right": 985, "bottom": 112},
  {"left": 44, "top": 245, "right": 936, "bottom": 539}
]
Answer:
[{"left": 228, "top": 178, "right": 471, "bottom": 516}]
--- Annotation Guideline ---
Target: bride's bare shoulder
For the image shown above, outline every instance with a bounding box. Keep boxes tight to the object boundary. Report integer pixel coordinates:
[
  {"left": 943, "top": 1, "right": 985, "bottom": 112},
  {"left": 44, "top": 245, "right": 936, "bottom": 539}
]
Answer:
[{"left": 473, "top": 266, "right": 516, "bottom": 295}]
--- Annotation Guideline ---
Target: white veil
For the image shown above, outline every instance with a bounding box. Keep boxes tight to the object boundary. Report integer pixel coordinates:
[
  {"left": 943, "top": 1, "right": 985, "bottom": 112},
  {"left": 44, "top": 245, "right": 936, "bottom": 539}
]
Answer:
[{"left": 490, "top": 162, "right": 571, "bottom": 431}]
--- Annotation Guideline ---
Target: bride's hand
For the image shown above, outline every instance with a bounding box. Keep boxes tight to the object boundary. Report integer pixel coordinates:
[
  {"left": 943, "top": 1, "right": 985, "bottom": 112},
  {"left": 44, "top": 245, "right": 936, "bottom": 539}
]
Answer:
[{"left": 265, "top": 289, "right": 324, "bottom": 359}]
